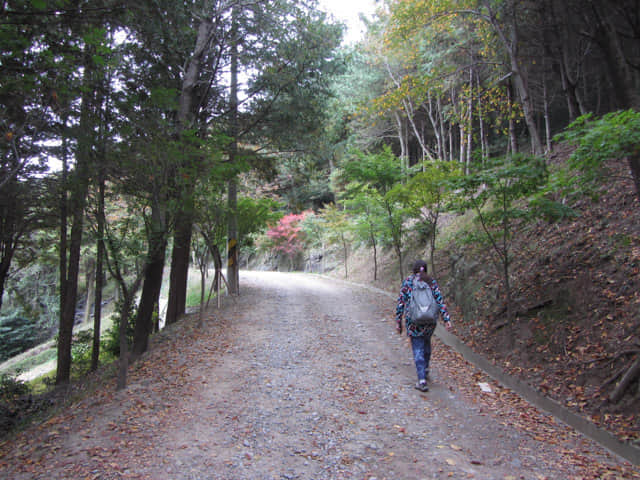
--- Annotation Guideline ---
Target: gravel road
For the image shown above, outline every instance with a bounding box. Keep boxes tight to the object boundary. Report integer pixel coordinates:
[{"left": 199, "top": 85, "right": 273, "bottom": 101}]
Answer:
[{"left": 1, "top": 271, "right": 638, "bottom": 479}]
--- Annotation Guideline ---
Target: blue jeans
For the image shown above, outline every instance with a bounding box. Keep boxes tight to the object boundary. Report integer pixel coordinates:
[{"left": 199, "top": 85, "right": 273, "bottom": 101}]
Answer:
[{"left": 410, "top": 334, "right": 433, "bottom": 381}]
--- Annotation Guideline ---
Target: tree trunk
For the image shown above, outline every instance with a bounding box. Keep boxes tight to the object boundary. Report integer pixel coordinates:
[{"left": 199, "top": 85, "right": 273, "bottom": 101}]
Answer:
[
  {"left": 0, "top": 182, "right": 25, "bottom": 311},
  {"left": 58, "top": 125, "right": 69, "bottom": 377},
  {"left": 227, "top": 179, "right": 239, "bottom": 294},
  {"left": 0, "top": 228, "right": 18, "bottom": 310},
  {"left": 395, "top": 243, "right": 404, "bottom": 283},
  {"left": 507, "top": 81, "right": 518, "bottom": 155},
  {"left": 559, "top": 51, "right": 584, "bottom": 120},
  {"left": 545, "top": 0, "right": 584, "bottom": 121},
  {"left": 609, "top": 357, "right": 640, "bottom": 404},
  {"left": 466, "top": 65, "right": 473, "bottom": 170},
  {"left": 57, "top": 166, "right": 89, "bottom": 385},
  {"left": 134, "top": 190, "right": 167, "bottom": 353},
  {"left": 83, "top": 258, "right": 95, "bottom": 326},
  {"left": 427, "top": 91, "right": 443, "bottom": 160},
  {"left": 393, "top": 111, "right": 408, "bottom": 170},
  {"left": 209, "top": 245, "right": 223, "bottom": 309},
  {"left": 0, "top": 264, "right": 7, "bottom": 312},
  {"left": 198, "top": 249, "right": 208, "bottom": 327},
  {"left": 589, "top": 2, "right": 640, "bottom": 109},
  {"left": 627, "top": 153, "right": 640, "bottom": 202},
  {"left": 438, "top": 95, "right": 447, "bottom": 162},
  {"left": 132, "top": 233, "right": 166, "bottom": 356},
  {"left": 502, "top": 190, "right": 513, "bottom": 321},
  {"left": 166, "top": 18, "right": 213, "bottom": 320},
  {"left": 485, "top": 0, "right": 543, "bottom": 155},
  {"left": 386, "top": 202, "right": 404, "bottom": 282},
  {"left": 57, "top": 50, "right": 94, "bottom": 385},
  {"left": 342, "top": 235, "right": 348, "bottom": 279},
  {"left": 459, "top": 123, "right": 466, "bottom": 168},
  {"left": 476, "top": 75, "right": 487, "bottom": 164},
  {"left": 428, "top": 208, "right": 440, "bottom": 276},
  {"left": 117, "top": 290, "right": 136, "bottom": 391},
  {"left": 448, "top": 122, "right": 454, "bottom": 162},
  {"left": 166, "top": 213, "right": 192, "bottom": 324},
  {"left": 227, "top": 7, "right": 240, "bottom": 295},
  {"left": 371, "top": 232, "right": 378, "bottom": 281},
  {"left": 543, "top": 70, "right": 552, "bottom": 154},
  {"left": 91, "top": 176, "right": 105, "bottom": 372},
  {"left": 106, "top": 237, "right": 145, "bottom": 390},
  {"left": 384, "top": 59, "right": 432, "bottom": 163},
  {"left": 509, "top": 54, "right": 543, "bottom": 156}
]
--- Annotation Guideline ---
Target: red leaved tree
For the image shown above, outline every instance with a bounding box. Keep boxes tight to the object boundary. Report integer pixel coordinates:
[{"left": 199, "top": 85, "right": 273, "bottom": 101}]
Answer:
[{"left": 265, "top": 212, "right": 309, "bottom": 271}]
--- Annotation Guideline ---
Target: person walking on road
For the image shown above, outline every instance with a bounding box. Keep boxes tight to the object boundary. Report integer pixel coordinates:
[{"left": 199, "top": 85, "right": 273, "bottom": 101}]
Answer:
[{"left": 396, "top": 260, "right": 452, "bottom": 392}]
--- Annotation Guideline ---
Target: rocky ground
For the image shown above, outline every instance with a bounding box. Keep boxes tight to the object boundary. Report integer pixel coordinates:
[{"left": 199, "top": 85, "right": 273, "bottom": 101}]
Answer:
[{"left": 0, "top": 271, "right": 638, "bottom": 479}]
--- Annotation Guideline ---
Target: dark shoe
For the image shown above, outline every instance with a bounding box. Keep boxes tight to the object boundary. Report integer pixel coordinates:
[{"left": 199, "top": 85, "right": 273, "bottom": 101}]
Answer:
[{"left": 415, "top": 380, "right": 429, "bottom": 392}]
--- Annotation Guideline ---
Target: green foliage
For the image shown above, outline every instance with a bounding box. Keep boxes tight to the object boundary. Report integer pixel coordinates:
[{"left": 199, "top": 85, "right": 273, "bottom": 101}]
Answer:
[
  {"left": 300, "top": 212, "right": 326, "bottom": 250},
  {"left": 312, "top": 204, "right": 353, "bottom": 276},
  {"left": 71, "top": 330, "right": 94, "bottom": 375},
  {"left": 0, "top": 373, "right": 30, "bottom": 402},
  {"left": 529, "top": 196, "right": 578, "bottom": 223},
  {"left": 556, "top": 110, "right": 640, "bottom": 172},
  {"left": 338, "top": 146, "right": 405, "bottom": 196},
  {"left": 2, "top": 348, "right": 56, "bottom": 377},
  {"left": 241, "top": 2, "right": 343, "bottom": 153},
  {"left": 453, "top": 228, "right": 489, "bottom": 248},
  {"left": 186, "top": 286, "right": 203, "bottom": 309},
  {"left": 554, "top": 110, "right": 640, "bottom": 193},
  {"left": 0, "top": 315, "right": 49, "bottom": 363},
  {"left": 343, "top": 186, "right": 386, "bottom": 250},
  {"left": 336, "top": 147, "right": 411, "bottom": 277},
  {"left": 319, "top": 204, "right": 352, "bottom": 241},
  {"left": 390, "top": 161, "right": 462, "bottom": 242},
  {"left": 450, "top": 154, "right": 550, "bottom": 315},
  {"left": 452, "top": 154, "right": 549, "bottom": 222},
  {"left": 102, "top": 197, "right": 148, "bottom": 283},
  {"left": 337, "top": 149, "right": 405, "bottom": 235},
  {"left": 274, "top": 153, "right": 334, "bottom": 212},
  {"left": 4, "top": 260, "right": 59, "bottom": 338},
  {"left": 238, "top": 197, "right": 283, "bottom": 247},
  {"left": 102, "top": 300, "right": 135, "bottom": 358}
]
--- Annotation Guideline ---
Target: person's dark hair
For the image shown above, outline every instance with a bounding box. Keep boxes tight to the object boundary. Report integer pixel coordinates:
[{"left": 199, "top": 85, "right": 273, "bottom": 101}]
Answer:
[{"left": 411, "top": 260, "right": 433, "bottom": 283}]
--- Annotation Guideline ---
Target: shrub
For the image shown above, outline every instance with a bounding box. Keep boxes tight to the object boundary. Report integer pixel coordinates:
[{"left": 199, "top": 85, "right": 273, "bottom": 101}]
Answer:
[
  {"left": 0, "top": 373, "right": 30, "bottom": 399},
  {"left": 71, "top": 330, "right": 94, "bottom": 375},
  {"left": 0, "top": 373, "right": 32, "bottom": 434},
  {"left": 101, "top": 299, "right": 135, "bottom": 357},
  {"left": 554, "top": 109, "right": 640, "bottom": 199},
  {"left": 0, "top": 314, "right": 48, "bottom": 363}
]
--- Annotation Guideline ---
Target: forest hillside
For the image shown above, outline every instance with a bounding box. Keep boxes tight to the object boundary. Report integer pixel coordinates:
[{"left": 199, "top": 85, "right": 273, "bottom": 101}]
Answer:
[{"left": 321, "top": 146, "right": 640, "bottom": 448}]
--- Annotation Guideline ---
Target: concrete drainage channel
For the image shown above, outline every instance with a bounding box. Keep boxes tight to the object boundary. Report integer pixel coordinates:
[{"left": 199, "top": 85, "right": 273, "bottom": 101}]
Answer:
[
  {"left": 332, "top": 277, "right": 640, "bottom": 467},
  {"left": 434, "top": 327, "right": 640, "bottom": 466}
]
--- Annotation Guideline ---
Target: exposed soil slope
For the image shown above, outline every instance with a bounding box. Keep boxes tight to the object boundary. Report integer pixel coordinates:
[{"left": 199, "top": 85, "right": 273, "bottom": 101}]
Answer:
[{"left": 443, "top": 153, "right": 640, "bottom": 446}]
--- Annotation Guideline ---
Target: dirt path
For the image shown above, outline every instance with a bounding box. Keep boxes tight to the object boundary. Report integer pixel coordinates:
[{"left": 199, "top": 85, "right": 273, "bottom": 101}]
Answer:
[{"left": 1, "top": 272, "right": 638, "bottom": 479}]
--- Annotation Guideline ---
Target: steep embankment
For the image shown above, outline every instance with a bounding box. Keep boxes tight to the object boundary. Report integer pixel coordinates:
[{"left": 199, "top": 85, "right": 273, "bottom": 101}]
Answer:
[{"left": 326, "top": 149, "right": 640, "bottom": 448}]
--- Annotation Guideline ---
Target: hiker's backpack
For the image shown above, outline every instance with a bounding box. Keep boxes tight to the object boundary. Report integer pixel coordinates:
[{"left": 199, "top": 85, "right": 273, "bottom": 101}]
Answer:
[{"left": 408, "top": 279, "right": 440, "bottom": 327}]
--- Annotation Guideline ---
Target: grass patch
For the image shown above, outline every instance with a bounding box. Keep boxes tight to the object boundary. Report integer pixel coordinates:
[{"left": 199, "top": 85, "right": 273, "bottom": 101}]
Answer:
[
  {"left": 1, "top": 347, "right": 56, "bottom": 376},
  {"left": 17, "top": 348, "right": 57, "bottom": 373},
  {"left": 436, "top": 209, "right": 478, "bottom": 250},
  {"left": 28, "top": 370, "right": 56, "bottom": 394},
  {"left": 186, "top": 288, "right": 203, "bottom": 309}
]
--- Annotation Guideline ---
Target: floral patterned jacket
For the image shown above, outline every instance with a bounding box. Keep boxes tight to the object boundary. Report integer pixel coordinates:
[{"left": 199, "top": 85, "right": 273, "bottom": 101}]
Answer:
[{"left": 396, "top": 274, "right": 451, "bottom": 337}]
